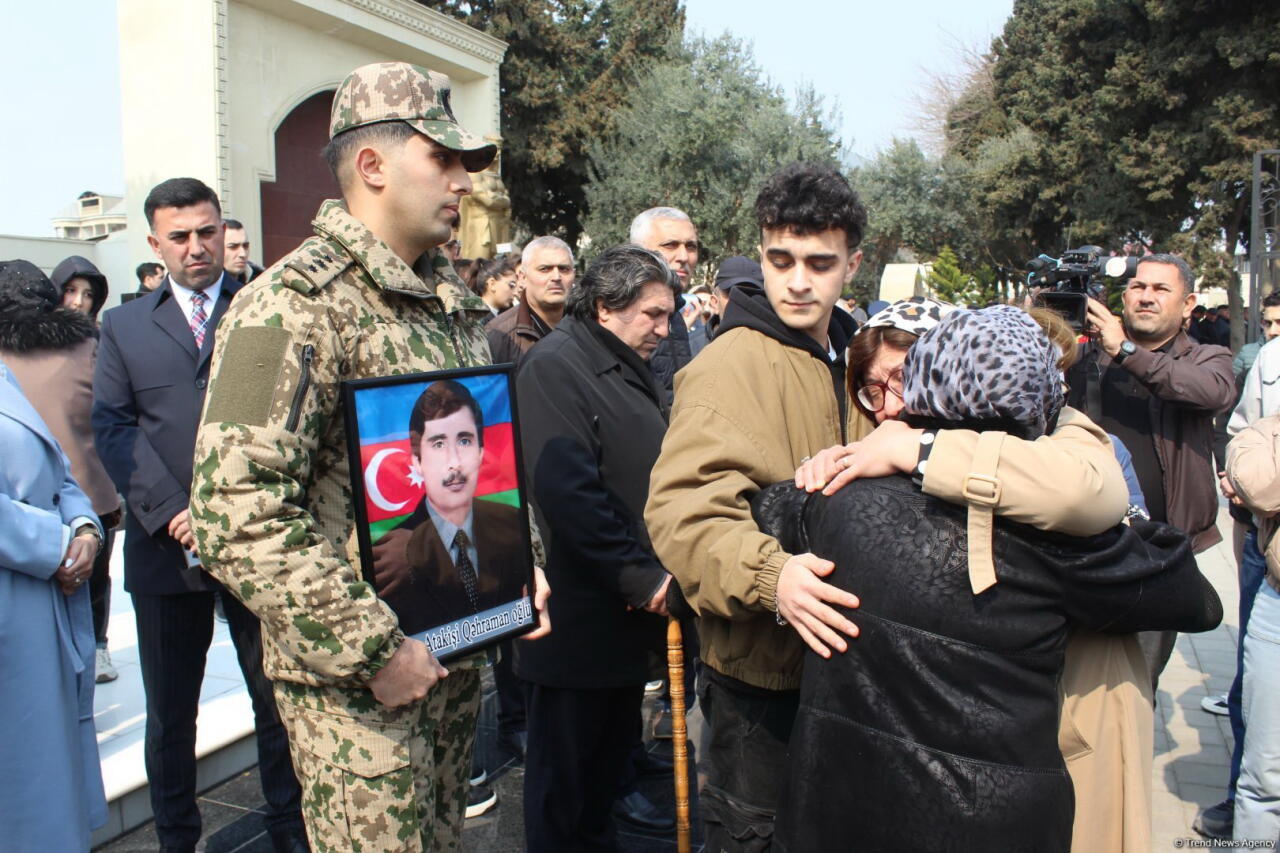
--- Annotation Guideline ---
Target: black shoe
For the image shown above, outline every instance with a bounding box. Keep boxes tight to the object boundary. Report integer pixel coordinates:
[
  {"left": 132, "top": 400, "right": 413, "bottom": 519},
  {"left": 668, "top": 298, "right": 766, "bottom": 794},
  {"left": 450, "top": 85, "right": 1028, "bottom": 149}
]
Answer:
[
  {"left": 613, "top": 790, "right": 675, "bottom": 833},
  {"left": 466, "top": 781, "right": 498, "bottom": 819},
  {"left": 1193, "top": 799, "right": 1233, "bottom": 839},
  {"left": 634, "top": 747, "right": 675, "bottom": 776},
  {"left": 497, "top": 729, "right": 527, "bottom": 765}
]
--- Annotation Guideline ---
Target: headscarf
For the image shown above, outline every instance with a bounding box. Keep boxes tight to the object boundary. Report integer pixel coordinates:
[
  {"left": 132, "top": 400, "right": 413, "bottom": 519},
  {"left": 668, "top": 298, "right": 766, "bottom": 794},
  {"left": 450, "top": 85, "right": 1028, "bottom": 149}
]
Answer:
[
  {"left": 902, "top": 304, "right": 1063, "bottom": 440},
  {"left": 0, "top": 259, "right": 61, "bottom": 312},
  {"left": 0, "top": 259, "right": 98, "bottom": 353},
  {"left": 855, "top": 296, "right": 956, "bottom": 339}
]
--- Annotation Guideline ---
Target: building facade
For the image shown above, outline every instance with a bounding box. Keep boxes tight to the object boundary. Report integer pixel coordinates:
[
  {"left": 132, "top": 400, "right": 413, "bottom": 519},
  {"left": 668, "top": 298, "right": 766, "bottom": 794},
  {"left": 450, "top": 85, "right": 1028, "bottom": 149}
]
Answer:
[{"left": 117, "top": 0, "right": 506, "bottom": 267}]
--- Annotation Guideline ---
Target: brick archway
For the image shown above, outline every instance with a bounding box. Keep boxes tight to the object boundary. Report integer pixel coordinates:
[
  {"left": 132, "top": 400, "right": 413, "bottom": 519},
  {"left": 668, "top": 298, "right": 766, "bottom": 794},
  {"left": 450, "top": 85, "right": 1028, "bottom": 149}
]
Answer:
[{"left": 259, "top": 90, "right": 339, "bottom": 267}]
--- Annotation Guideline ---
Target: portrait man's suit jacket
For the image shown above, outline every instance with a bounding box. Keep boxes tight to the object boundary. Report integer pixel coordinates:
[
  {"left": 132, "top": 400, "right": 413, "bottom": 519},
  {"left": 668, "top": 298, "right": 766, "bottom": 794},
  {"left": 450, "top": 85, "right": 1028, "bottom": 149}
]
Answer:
[
  {"left": 92, "top": 275, "right": 242, "bottom": 595},
  {"left": 382, "top": 497, "right": 526, "bottom": 635}
]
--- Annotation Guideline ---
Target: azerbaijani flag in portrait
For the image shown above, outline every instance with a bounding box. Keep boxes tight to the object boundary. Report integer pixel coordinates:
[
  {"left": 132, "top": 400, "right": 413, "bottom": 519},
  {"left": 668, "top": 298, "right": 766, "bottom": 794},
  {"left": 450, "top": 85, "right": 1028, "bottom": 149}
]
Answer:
[{"left": 352, "top": 372, "right": 519, "bottom": 543}]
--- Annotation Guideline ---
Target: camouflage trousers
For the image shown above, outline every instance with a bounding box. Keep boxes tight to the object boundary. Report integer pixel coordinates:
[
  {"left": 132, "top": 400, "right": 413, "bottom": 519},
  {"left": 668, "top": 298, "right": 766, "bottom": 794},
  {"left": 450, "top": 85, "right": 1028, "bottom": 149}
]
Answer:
[{"left": 274, "top": 669, "right": 480, "bottom": 853}]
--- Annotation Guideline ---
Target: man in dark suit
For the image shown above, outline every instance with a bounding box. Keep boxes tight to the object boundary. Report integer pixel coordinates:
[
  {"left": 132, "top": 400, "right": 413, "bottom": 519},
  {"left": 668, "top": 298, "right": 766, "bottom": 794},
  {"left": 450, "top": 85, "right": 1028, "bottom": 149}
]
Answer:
[
  {"left": 375, "top": 379, "right": 525, "bottom": 635},
  {"left": 92, "top": 178, "right": 306, "bottom": 853}
]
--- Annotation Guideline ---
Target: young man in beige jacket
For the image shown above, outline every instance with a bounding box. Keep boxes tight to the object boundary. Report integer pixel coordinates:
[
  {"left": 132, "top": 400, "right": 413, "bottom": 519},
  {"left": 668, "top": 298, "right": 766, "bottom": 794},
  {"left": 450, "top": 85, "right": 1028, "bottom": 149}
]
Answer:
[{"left": 645, "top": 162, "right": 1134, "bottom": 850}]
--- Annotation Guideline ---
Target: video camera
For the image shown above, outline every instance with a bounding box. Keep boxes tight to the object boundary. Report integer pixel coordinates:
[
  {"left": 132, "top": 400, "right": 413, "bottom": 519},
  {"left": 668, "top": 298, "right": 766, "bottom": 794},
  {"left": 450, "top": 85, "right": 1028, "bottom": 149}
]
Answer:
[{"left": 1027, "top": 246, "right": 1139, "bottom": 331}]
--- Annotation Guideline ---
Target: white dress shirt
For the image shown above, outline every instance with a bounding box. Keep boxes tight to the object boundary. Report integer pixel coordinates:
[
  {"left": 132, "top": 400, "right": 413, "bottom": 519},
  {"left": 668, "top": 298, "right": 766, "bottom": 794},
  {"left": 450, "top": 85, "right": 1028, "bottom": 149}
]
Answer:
[{"left": 166, "top": 273, "right": 224, "bottom": 326}]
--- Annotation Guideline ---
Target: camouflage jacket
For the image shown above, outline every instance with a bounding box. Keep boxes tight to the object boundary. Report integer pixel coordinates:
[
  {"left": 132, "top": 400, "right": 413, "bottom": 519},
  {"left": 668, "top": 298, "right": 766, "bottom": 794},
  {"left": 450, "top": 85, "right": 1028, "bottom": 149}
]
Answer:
[{"left": 192, "top": 200, "right": 503, "bottom": 688}]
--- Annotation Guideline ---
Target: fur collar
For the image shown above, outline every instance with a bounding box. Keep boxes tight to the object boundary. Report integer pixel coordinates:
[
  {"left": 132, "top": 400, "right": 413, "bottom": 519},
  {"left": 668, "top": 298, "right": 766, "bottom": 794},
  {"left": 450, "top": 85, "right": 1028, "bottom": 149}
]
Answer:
[{"left": 0, "top": 304, "right": 97, "bottom": 352}]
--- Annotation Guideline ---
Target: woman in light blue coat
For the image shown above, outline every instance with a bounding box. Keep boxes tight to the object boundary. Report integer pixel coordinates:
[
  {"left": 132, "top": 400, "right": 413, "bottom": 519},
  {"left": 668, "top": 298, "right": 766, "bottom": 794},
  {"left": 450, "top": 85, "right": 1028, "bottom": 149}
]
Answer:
[{"left": 0, "top": 261, "right": 107, "bottom": 850}]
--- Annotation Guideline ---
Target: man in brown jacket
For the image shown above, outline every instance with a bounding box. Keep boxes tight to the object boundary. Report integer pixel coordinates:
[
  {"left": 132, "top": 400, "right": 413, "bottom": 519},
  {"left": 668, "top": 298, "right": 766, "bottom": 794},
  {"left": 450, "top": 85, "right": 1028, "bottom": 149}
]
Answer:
[
  {"left": 486, "top": 236, "right": 573, "bottom": 367},
  {"left": 646, "top": 163, "right": 1132, "bottom": 850},
  {"left": 1069, "top": 253, "right": 1235, "bottom": 687}
]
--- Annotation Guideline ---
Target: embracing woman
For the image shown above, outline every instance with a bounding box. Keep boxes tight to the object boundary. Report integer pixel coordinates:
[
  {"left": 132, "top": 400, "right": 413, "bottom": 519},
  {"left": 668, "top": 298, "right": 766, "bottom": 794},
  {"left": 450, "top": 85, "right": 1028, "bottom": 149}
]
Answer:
[{"left": 760, "top": 305, "right": 1221, "bottom": 852}]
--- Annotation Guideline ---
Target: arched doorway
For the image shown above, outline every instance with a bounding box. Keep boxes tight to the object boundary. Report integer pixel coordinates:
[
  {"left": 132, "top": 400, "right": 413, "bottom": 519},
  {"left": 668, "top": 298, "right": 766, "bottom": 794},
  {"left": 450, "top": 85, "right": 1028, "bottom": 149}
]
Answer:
[{"left": 259, "top": 90, "right": 340, "bottom": 266}]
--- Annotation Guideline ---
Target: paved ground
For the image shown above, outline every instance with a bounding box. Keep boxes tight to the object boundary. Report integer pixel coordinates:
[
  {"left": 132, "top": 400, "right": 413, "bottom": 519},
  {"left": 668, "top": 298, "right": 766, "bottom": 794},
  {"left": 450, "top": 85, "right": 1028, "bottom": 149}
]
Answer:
[
  {"left": 1150, "top": 507, "right": 1243, "bottom": 851},
  {"left": 95, "top": 672, "right": 705, "bottom": 853},
  {"left": 96, "top": 507, "right": 1246, "bottom": 852}
]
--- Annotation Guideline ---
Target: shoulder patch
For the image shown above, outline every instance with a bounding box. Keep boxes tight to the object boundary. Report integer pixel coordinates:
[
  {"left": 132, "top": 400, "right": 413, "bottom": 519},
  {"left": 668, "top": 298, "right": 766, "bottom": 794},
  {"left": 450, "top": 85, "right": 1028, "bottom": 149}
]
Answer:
[
  {"left": 279, "top": 237, "right": 353, "bottom": 296},
  {"left": 204, "top": 326, "right": 290, "bottom": 427}
]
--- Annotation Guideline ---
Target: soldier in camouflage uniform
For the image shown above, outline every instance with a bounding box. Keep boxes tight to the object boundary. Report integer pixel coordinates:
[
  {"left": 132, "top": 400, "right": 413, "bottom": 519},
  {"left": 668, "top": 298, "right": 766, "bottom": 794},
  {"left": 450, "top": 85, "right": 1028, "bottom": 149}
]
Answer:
[{"left": 190, "top": 62, "right": 546, "bottom": 853}]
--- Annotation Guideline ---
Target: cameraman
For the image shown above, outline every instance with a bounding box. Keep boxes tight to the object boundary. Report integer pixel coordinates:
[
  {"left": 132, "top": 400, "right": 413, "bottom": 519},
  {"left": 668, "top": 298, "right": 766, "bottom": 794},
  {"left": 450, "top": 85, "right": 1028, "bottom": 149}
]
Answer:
[{"left": 1067, "top": 253, "right": 1234, "bottom": 687}]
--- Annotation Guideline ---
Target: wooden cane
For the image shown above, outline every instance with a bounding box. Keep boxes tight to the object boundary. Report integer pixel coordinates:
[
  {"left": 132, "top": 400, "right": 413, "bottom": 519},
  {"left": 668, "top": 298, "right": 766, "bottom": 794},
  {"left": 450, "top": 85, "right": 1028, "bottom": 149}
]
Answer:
[{"left": 667, "top": 616, "right": 692, "bottom": 853}]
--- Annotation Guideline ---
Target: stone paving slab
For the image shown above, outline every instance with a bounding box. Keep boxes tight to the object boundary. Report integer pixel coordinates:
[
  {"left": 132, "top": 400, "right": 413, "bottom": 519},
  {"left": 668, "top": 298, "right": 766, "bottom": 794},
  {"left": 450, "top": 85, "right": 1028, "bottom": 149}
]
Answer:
[{"left": 1151, "top": 506, "right": 1242, "bottom": 851}]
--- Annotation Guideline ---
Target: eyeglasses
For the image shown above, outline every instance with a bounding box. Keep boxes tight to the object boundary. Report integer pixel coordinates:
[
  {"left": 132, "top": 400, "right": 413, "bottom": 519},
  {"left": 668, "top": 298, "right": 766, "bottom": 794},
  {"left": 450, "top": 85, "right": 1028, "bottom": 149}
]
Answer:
[{"left": 856, "top": 375, "right": 904, "bottom": 412}]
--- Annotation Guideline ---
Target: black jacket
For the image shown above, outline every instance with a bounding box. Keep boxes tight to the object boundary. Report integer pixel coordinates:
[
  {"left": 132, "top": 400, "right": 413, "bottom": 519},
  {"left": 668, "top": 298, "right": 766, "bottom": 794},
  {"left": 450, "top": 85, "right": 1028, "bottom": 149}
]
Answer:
[
  {"left": 514, "top": 315, "right": 669, "bottom": 688},
  {"left": 649, "top": 305, "right": 692, "bottom": 406},
  {"left": 753, "top": 475, "right": 1221, "bottom": 853},
  {"left": 92, "top": 275, "right": 242, "bottom": 595}
]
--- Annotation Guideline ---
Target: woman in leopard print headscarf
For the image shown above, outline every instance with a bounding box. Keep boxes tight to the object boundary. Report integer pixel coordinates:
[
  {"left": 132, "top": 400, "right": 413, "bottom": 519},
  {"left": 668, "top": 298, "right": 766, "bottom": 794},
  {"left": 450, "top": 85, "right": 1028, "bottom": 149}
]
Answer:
[{"left": 901, "top": 304, "right": 1066, "bottom": 440}]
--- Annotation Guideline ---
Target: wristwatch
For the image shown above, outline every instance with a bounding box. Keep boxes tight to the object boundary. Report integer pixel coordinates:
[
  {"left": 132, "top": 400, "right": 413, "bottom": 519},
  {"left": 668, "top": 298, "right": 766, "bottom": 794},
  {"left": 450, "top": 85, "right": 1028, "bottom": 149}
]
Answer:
[{"left": 1113, "top": 340, "right": 1138, "bottom": 363}]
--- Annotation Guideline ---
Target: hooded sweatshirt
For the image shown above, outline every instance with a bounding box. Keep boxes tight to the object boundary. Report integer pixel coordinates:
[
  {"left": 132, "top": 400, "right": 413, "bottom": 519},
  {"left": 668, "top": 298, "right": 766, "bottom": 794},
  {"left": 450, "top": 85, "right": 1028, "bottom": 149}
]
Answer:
[
  {"left": 50, "top": 256, "right": 109, "bottom": 318},
  {"left": 645, "top": 284, "right": 860, "bottom": 690}
]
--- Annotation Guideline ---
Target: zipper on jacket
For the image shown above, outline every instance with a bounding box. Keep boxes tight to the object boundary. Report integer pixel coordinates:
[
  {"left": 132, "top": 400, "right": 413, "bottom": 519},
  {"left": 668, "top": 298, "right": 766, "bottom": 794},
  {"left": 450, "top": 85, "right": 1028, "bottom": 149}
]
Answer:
[
  {"left": 285, "top": 344, "right": 314, "bottom": 432},
  {"left": 443, "top": 310, "right": 466, "bottom": 365}
]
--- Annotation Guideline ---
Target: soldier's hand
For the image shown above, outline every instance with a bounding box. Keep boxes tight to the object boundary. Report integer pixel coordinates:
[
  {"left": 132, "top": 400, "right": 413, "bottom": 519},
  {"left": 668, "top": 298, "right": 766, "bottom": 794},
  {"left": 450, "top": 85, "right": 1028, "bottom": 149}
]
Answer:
[
  {"left": 521, "top": 566, "right": 552, "bottom": 641},
  {"left": 368, "top": 638, "right": 449, "bottom": 708},
  {"left": 371, "top": 528, "right": 414, "bottom": 596}
]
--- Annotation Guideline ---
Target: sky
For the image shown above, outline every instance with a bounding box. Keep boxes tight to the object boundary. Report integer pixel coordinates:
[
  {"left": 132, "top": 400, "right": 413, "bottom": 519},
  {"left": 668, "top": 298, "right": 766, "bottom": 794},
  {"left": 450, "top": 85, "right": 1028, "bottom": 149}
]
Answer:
[
  {"left": 682, "top": 0, "right": 1015, "bottom": 161},
  {"left": 0, "top": 0, "right": 1012, "bottom": 238}
]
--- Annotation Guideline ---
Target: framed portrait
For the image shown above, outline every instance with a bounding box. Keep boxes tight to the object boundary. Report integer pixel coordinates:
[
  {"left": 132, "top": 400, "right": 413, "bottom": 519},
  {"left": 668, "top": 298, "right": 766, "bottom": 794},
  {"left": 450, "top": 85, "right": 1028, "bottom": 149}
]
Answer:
[{"left": 342, "top": 365, "right": 536, "bottom": 662}]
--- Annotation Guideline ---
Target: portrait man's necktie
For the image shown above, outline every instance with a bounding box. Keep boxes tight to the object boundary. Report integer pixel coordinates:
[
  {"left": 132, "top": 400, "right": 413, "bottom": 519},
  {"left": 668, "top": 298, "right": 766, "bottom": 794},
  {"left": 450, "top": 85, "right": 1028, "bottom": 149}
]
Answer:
[
  {"left": 452, "top": 529, "right": 481, "bottom": 611},
  {"left": 189, "top": 290, "right": 208, "bottom": 349}
]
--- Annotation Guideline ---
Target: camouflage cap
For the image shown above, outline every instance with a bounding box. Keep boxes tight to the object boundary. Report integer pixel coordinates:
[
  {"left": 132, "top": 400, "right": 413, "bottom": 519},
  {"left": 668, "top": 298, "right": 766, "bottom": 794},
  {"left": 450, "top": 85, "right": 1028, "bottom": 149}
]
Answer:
[{"left": 329, "top": 62, "right": 497, "bottom": 173}]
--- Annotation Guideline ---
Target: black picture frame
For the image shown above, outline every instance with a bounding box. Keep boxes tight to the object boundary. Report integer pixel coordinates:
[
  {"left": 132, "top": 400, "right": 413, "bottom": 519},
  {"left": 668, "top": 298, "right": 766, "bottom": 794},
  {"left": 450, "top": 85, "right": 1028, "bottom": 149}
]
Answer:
[{"left": 341, "top": 363, "right": 535, "bottom": 662}]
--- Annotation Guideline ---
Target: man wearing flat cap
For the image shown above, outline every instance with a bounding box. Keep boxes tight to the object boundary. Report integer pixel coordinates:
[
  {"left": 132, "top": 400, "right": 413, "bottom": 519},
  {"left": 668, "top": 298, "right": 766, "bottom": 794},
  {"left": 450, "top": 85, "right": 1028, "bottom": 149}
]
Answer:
[{"left": 191, "top": 62, "right": 548, "bottom": 851}]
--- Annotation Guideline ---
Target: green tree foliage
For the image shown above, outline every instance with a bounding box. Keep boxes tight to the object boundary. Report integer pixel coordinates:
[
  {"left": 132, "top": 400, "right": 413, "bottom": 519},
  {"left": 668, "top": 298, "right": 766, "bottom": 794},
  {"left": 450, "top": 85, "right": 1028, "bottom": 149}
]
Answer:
[
  {"left": 927, "top": 245, "right": 969, "bottom": 304},
  {"left": 849, "top": 139, "right": 978, "bottom": 299},
  {"left": 951, "top": 0, "right": 1279, "bottom": 345},
  {"left": 924, "top": 245, "right": 1002, "bottom": 306},
  {"left": 581, "top": 34, "right": 842, "bottom": 272},
  {"left": 417, "top": 0, "right": 684, "bottom": 245}
]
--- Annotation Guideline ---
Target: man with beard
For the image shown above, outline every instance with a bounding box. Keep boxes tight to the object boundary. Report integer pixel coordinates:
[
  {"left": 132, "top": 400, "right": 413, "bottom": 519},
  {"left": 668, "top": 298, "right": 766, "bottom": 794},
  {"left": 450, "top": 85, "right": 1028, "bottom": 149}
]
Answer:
[
  {"left": 190, "top": 63, "right": 548, "bottom": 850},
  {"left": 223, "top": 218, "right": 264, "bottom": 284}
]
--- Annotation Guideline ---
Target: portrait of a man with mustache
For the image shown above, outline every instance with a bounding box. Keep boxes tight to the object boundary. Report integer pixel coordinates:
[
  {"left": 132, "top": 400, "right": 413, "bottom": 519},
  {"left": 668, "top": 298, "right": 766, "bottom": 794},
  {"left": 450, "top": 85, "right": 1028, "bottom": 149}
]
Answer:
[{"left": 374, "top": 379, "right": 524, "bottom": 635}]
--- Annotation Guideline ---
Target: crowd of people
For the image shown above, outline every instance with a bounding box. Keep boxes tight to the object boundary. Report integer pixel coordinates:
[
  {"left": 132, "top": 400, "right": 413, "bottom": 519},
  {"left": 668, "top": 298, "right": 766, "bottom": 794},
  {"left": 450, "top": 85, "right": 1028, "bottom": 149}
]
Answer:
[{"left": 0, "top": 58, "right": 1276, "bottom": 853}]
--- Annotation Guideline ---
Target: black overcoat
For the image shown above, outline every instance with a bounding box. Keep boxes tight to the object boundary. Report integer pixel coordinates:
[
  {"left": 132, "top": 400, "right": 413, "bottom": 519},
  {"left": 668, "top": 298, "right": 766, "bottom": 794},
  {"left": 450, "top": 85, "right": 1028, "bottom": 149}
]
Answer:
[{"left": 514, "top": 316, "right": 669, "bottom": 688}]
